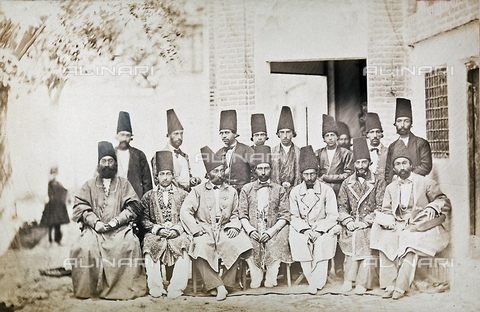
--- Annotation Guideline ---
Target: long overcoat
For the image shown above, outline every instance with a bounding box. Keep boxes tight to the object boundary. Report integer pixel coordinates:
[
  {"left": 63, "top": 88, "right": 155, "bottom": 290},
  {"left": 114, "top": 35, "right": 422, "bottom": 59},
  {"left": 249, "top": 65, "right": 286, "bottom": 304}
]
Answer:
[
  {"left": 238, "top": 180, "right": 292, "bottom": 268},
  {"left": 180, "top": 182, "right": 252, "bottom": 272},
  {"left": 370, "top": 173, "right": 450, "bottom": 261},
  {"left": 338, "top": 172, "right": 386, "bottom": 260}
]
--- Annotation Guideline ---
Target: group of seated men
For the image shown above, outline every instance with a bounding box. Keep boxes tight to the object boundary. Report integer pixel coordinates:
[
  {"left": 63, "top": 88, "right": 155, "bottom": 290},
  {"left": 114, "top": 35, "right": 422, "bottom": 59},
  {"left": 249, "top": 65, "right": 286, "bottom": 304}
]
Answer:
[{"left": 69, "top": 98, "right": 450, "bottom": 301}]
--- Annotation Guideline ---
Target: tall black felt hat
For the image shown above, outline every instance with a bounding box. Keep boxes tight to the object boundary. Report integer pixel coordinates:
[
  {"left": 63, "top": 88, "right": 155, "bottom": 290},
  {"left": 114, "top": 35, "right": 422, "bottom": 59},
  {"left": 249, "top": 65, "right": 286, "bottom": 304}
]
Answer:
[
  {"left": 366, "top": 112, "right": 383, "bottom": 132},
  {"left": 276, "top": 106, "right": 295, "bottom": 133},
  {"left": 98, "top": 141, "right": 117, "bottom": 162},
  {"left": 391, "top": 143, "right": 412, "bottom": 164},
  {"left": 219, "top": 110, "right": 237, "bottom": 133},
  {"left": 155, "top": 150, "right": 174, "bottom": 173},
  {"left": 251, "top": 113, "right": 267, "bottom": 136},
  {"left": 167, "top": 109, "right": 184, "bottom": 134},
  {"left": 352, "top": 137, "right": 371, "bottom": 162},
  {"left": 337, "top": 121, "right": 351, "bottom": 137},
  {"left": 322, "top": 114, "right": 338, "bottom": 136},
  {"left": 395, "top": 98, "right": 413, "bottom": 121},
  {"left": 200, "top": 146, "right": 224, "bottom": 173},
  {"left": 251, "top": 145, "right": 272, "bottom": 167},
  {"left": 299, "top": 145, "right": 318, "bottom": 173},
  {"left": 117, "top": 111, "right": 132, "bottom": 134}
]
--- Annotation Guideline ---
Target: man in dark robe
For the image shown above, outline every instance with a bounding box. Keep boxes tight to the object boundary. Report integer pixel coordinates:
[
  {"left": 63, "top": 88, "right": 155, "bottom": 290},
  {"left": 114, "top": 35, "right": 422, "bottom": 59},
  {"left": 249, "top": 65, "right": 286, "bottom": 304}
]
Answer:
[
  {"left": 385, "top": 98, "right": 432, "bottom": 184},
  {"left": 41, "top": 165, "right": 69, "bottom": 244},
  {"left": 70, "top": 141, "right": 146, "bottom": 300},
  {"left": 115, "top": 111, "right": 152, "bottom": 198},
  {"left": 215, "top": 110, "right": 254, "bottom": 193},
  {"left": 271, "top": 106, "right": 301, "bottom": 195}
]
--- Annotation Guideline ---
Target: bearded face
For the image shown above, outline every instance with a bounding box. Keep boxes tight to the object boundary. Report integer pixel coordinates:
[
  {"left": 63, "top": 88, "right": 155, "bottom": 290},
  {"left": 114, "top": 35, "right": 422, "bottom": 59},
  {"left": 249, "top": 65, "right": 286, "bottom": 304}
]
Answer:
[
  {"left": 354, "top": 159, "right": 370, "bottom": 179},
  {"left": 97, "top": 158, "right": 118, "bottom": 179}
]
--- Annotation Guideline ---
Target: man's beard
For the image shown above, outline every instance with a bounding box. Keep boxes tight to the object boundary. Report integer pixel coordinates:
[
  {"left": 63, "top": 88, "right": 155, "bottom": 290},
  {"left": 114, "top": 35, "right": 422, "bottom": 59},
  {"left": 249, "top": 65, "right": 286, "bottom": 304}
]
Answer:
[
  {"left": 355, "top": 168, "right": 368, "bottom": 179},
  {"left": 98, "top": 163, "right": 118, "bottom": 179},
  {"left": 396, "top": 169, "right": 411, "bottom": 180}
]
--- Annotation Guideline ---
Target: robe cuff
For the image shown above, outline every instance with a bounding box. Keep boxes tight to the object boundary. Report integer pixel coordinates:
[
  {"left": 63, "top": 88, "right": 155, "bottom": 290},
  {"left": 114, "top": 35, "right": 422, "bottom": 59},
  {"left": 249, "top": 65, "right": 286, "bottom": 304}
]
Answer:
[
  {"left": 425, "top": 204, "right": 440, "bottom": 214},
  {"left": 341, "top": 217, "right": 354, "bottom": 226},
  {"left": 240, "top": 218, "right": 257, "bottom": 235},
  {"left": 152, "top": 225, "right": 162, "bottom": 235},
  {"left": 83, "top": 211, "right": 99, "bottom": 228}
]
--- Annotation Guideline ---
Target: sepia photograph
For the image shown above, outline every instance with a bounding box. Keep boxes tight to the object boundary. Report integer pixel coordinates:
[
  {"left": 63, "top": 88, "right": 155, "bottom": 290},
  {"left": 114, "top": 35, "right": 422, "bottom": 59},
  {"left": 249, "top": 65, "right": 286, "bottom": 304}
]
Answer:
[{"left": 0, "top": 0, "right": 478, "bottom": 311}]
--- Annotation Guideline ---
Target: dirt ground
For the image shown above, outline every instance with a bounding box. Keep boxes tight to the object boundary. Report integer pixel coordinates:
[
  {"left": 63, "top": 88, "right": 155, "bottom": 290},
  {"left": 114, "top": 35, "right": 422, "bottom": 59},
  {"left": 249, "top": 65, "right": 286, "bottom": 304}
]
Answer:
[{"left": 1, "top": 222, "right": 479, "bottom": 312}]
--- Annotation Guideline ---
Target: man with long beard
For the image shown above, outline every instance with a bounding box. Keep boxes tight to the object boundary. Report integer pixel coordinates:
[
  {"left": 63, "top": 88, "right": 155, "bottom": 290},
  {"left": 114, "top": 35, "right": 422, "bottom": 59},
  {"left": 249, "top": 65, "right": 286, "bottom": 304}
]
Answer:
[
  {"left": 70, "top": 141, "right": 147, "bottom": 300},
  {"left": 385, "top": 98, "right": 432, "bottom": 184}
]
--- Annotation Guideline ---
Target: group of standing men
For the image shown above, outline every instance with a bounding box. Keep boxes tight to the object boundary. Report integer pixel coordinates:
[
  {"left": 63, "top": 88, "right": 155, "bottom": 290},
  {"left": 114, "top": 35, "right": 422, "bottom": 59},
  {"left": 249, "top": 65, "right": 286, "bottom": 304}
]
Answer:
[{"left": 69, "top": 98, "right": 450, "bottom": 302}]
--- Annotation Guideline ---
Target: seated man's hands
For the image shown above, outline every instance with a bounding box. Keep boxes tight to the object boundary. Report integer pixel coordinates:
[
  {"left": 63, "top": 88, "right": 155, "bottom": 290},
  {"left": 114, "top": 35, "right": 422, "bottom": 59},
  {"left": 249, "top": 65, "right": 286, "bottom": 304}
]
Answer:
[
  {"left": 158, "top": 228, "right": 170, "bottom": 237},
  {"left": 306, "top": 229, "right": 321, "bottom": 243},
  {"left": 166, "top": 229, "right": 180, "bottom": 239},
  {"left": 227, "top": 228, "right": 239, "bottom": 238},
  {"left": 354, "top": 221, "right": 369, "bottom": 230},
  {"left": 193, "top": 230, "right": 206, "bottom": 237},
  {"left": 107, "top": 218, "right": 119, "bottom": 230},
  {"left": 346, "top": 221, "right": 357, "bottom": 231},
  {"left": 259, "top": 232, "right": 271, "bottom": 243},
  {"left": 94, "top": 221, "right": 109, "bottom": 233},
  {"left": 424, "top": 207, "right": 437, "bottom": 220},
  {"left": 190, "top": 177, "right": 201, "bottom": 187},
  {"left": 363, "top": 214, "right": 374, "bottom": 224},
  {"left": 249, "top": 230, "right": 261, "bottom": 242}
]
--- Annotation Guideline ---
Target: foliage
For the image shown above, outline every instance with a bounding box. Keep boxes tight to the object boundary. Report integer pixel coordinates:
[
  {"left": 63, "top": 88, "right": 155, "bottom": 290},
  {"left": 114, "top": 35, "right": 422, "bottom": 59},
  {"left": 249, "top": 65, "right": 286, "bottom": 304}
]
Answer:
[{"left": 1, "top": 0, "right": 188, "bottom": 92}]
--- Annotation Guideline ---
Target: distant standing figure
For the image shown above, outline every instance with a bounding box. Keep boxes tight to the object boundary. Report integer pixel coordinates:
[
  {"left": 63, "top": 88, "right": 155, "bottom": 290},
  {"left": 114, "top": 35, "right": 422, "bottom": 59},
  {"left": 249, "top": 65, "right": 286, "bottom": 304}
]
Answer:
[
  {"left": 41, "top": 166, "right": 69, "bottom": 244},
  {"left": 337, "top": 121, "right": 352, "bottom": 150}
]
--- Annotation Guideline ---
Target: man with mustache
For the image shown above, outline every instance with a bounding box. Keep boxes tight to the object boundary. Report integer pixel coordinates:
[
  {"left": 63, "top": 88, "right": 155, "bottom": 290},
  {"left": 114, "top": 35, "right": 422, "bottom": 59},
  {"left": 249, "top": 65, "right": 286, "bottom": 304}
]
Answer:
[
  {"left": 181, "top": 146, "right": 252, "bottom": 300},
  {"left": 338, "top": 137, "right": 386, "bottom": 295},
  {"left": 70, "top": 141, "right": 147, "bottom": 299},
  {"left": 370, "top": 145, "right": 450, "bottom": 299},
  {"left": 365, "top": 112, "right": 388, "bottom": 181},
  {"left": 239, "top": 145, "right": 292, "bottom": 289},
  {"left": 216, "top": 110, "right": 254, "bottom": 193},
  {"left": 115, "top": 111, "right": 153, "bottom": 198},
  {"left": 152, "top": 109, "right": 201, "bottom": 192},
  {"left": 141, "top": 150, "right": 190, "bottom": 298},
  {"left": 271, "top": 106, "right": 301, "bottom": 195},
  {"left": 289, "top": 146, "right": 340, "bottom": 295},
  {"left": 337, "top": 121, "right": 352, "bottom": 150},
  {"left": 385, "top": 98, "right": 432, "bottom": 184}
]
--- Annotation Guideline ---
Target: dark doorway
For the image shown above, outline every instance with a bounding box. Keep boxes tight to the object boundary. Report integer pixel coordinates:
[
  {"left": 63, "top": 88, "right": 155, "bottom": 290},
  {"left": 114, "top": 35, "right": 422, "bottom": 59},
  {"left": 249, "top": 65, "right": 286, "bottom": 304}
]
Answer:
[
  {"left": 270, "top": 59, "right": 368, "bottom": 138},
  {"left": 468, "top": 66, "right": 480, "bottom": 238}
]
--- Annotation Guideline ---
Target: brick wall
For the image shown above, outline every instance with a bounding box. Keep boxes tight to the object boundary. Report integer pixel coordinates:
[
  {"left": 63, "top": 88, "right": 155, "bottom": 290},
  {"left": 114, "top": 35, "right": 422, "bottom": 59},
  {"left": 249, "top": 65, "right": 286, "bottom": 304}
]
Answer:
[
  {"left": 207, "top": 0, "right": 255, "bottom": 143},
  {"left": 406, "top": 0, "right": 479, "bottom": 45},
  {"left": 366, "top": 0, "right": 410, "bottom": 145}
]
